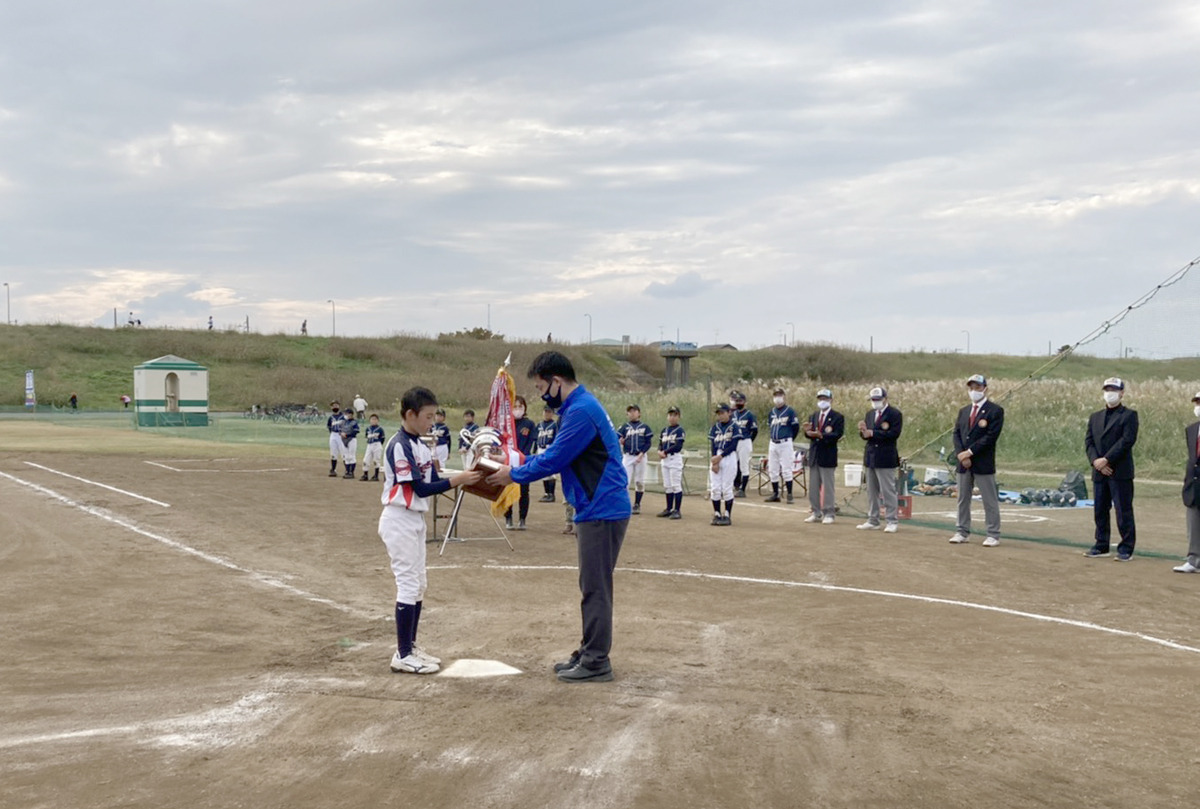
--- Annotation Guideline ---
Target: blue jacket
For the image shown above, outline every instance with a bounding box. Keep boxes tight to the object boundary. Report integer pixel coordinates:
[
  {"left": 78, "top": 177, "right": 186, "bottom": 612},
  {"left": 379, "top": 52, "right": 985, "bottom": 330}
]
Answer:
[{"left": 511, "top": 385, "right": 631, "bottom": 522}]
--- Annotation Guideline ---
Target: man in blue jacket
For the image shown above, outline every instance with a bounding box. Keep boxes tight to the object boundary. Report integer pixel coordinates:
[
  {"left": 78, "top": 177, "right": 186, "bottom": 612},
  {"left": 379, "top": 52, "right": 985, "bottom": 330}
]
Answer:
[{"left": 487, "top": 351, "right": 630, "bottom": 683}]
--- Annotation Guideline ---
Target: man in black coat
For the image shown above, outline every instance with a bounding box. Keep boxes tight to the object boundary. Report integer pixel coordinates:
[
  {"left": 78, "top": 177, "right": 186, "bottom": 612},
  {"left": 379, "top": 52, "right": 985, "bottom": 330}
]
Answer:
[
  {"left": 804, "top": 388, "right": 845, "bottom": 523},
  {"left": 1174, "top": 392, "right": 1200, "bottom": 573},
  {"left": 1084, "top": 377, "right": 1139, "bottom": 561},
  {"left": 856, "top": 386, "right": 903, "bottom": 533},
  {"left": 949, "top": 374, "right": 1005, "bottom": 547}
]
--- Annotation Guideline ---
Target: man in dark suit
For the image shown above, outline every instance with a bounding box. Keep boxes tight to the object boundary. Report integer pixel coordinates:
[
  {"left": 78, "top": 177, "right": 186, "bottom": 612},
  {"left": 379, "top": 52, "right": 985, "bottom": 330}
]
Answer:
[
  {"left": 1084, "top": 377, "right": 1139, "bottom": 561},
  {"left": 949, "top": 374, "right": 1005, "bottom": 547},
  {"left": 804, "top": 388, "right": 845, "bottom": 523},
  {"left": 856, "top": 386, "right": 903, "bottom": 533},
  {"left": 1174, "top": 392, "right": 1200, "bottom": 573}
]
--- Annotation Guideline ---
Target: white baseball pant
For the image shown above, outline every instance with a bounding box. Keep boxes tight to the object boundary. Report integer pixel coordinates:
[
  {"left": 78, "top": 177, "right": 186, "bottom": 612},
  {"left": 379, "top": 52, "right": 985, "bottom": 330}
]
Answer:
[
  {"left": 661, "top": 454, "right": 684, "bottom": 494},
  {"left": 767, "top": 439, "right": 794, "bottom": 483},
  {"left": 378, "top": 506, "right": 428, "bottom": 603},
  {"left": 736, "top": 438, "right": 753, "bottom": 477},
  {"left": 434, "top": 444, "right": 449, "bottom": 469},
  {"left": 329, "top": 432, "right": 342, "bottom": 460},
  {"left": 362, "top": 442, "right": 383, "bottom": 475},
  {"left": 341, "top": 437, "right": 358, "bottom": 464},
  {"left": 623, "top": 453, "right": 647, "bottom": 492},
  {"left": 709, "top": 453, "right": 737, "bottom": 501}
]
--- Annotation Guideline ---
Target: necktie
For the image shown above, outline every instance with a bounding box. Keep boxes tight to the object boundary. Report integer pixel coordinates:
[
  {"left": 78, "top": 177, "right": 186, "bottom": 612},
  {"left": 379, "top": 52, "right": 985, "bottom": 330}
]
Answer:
[
  {"left": 969, "top": 405, "right": 979, "bottom": 429},
  {"left": 818, "top": 412, "right": 826, "bottom": 431}
]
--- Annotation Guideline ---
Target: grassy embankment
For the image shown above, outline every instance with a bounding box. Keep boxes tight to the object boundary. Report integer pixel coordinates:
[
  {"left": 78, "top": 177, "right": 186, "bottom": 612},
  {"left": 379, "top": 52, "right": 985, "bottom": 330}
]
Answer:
[{"left": 3, "top": 324, "right": 1199, "bottom": 479}]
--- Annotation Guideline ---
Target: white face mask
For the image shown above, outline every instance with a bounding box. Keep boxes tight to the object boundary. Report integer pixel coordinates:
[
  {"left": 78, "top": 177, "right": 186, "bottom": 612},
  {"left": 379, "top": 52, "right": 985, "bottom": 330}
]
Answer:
[
  {"left": 773, "top": 396, "right": 785, "bottom": 407},
  {"left": 817, "top": 399, "right": 831, "bottom": 411},
  {"left": 1193, "top": 405, "right": 1200, "bottom": 419},
  {"left": 969, "top": 390, "right": 985, "bottom": 403},
  {"left": 1103, "top": 391, "right": 1122, "bottom": 406},
  {"left": 513, "top": 408, "right": 525, "bottom": 419},
  {"left": 871, "top": 400, "right": 886, "bottom": 412}
]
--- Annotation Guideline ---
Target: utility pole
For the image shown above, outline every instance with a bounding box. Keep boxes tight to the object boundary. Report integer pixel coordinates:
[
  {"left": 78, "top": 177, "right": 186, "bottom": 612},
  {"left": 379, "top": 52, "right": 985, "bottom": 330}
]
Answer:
[{"left": 327, "top": 299, "right": 336, "bottom": 337}]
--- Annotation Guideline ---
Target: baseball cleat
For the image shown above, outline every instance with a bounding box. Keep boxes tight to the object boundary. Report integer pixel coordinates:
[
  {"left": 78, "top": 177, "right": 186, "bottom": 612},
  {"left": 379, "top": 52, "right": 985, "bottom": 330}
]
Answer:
[
  {"left": 556, "top": 661, "right": 614, "bottom": 683},
  {"left": 804, "top": 514, "right": 821, "bottom": 523},
  {"left": 390, "top": 651, "right": 439, "bottom": 674}
]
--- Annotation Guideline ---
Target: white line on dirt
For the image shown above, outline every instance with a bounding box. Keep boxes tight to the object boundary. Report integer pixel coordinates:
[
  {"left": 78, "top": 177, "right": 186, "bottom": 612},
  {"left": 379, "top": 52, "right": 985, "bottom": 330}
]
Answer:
[
  {"left": 426, "top": 563, "right": 1200, "bottom": 657},
  {"left": 144, "top": 460, "right": 292, "bottom": 473},
  {"left": 23, "top": 461, "right": 172, "bottom": 507},
  {"left": 0, "top": 471, "right": 372, "bottom": 620}
]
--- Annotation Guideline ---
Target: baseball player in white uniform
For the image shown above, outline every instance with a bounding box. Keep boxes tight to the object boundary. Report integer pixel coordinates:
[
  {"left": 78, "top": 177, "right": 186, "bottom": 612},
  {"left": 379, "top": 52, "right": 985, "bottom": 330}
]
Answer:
[
  {"left": 339, "top": 410, "right": 359, "bottom": 479},
  {"left": 708, "top": 403, "right": 744, "bottom": 525},
  {"left": 765, "top": 388, "right": 801, "bottom": 503},
  {"left": 326, "top": 400, "right": 346, "bottom": 477},
  {"left": 360, "top": 414, "right": 385, "bottom": 481},
  {"left": 617, "top": 404, "right": 654, "bottom": 514},
  {"left": 657, "top": 406, "right": 686, "bottom": 519},
  {"left": 379, "top": 386, "right": 481, "bottom": 675},
  {"left": 729, "top": 390, "right": 758, "bottom": 498}
]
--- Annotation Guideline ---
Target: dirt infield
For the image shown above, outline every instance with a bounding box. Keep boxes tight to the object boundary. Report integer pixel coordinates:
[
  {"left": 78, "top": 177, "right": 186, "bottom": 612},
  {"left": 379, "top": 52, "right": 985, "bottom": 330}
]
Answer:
[{"left": 3, "top": 441, "right": 1199, "bottom": 809}]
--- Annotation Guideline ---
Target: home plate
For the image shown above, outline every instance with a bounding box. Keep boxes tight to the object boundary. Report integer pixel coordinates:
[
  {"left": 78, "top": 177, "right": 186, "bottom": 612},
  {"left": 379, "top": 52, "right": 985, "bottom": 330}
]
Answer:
[{"left": 438, "top": 659, "right": 523, "bottom": 678}]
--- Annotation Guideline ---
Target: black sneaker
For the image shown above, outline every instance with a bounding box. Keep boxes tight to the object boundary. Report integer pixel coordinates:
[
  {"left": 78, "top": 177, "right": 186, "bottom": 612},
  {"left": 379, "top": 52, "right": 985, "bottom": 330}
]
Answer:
[
  {"left": 556, "top": 661, "right": 614, "bottom": 683},
  {"left": 1083, "top": 547, "right": 1111, "bottom": 558},
  {"left": 711, "top": 515, "right": 722, "bottom": 526},
  {"left": 764, "top": 494, "right": 780, "bottom": 502},
  {"left": 328, "top": 470, "right": 337, "bottom": 477},
  {"left": 360, "top": 474, "right": 369, "bottom": 481},
  {"left": 720, "top": 515, "right": 732, "bottom": 526},
  {"left": 656, "top": 509, "right": 673, "bottom": 517},
  {"left": 517, "top": 519, "right": 527, "bottom": 530},
  {"left": 632, "top": 503, "right": 641, "bottom": 515},
  {"left": 669, "top": 511, "right": 682, "bottom": 520},
  {"left": 1114, "top": 551, "right": 1133, "bottom": 562},
  {"left": 505, "top": 519, "right": 514, "bottom": 530},
  {"left": 786, "top": 494, "right": 794, "bottom": 504},
  {"left": 735, "top": 489, "right": 746, "bottom": 498}
]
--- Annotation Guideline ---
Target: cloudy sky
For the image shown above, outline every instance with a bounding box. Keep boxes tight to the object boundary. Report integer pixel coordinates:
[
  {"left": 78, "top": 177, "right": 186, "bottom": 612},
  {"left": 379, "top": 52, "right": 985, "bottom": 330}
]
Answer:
[{"left": 2, "top": 0, "right": 1198, "bottom": 354}]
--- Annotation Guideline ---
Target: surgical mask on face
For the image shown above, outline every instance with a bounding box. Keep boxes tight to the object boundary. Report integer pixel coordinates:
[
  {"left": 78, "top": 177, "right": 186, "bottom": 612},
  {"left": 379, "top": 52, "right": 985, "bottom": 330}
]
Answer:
[
  {"left": 871, "top": 400, "right": 886, "bottom": 412},
  {"left": 1103, "top": 391, "right": 1121, "bottom": 406},
  {"left": 513, "top": 408, "right": 525, "bottom": 419},
  {"left": 773, "top": 396, "right": 784, "bottom": 407},
  {"left": 817, "top": 399, "right": 831, "bottom": 411},
  {"left": 1193, "top": 404, "right": 1200, "bottom": 419},
  {"left": 729, "top": 400, "right": 738, "bottom": 409},
  {"left": 969, "top": 390, "right": 985, "bottom": 403},
  {"left": 541, "top": 381, "right": 563, "bottom": 410}
]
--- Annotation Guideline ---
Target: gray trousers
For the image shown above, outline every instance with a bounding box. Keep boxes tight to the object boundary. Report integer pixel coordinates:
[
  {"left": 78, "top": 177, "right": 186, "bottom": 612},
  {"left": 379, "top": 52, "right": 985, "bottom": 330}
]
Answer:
[
  {"left": 1187, "top": 506, "right": 1200, "bottom": 566},
  {"left": 575, "top": 518, "right": 629, "bottom": 668},
  {"left": 865, "top": 466, "right": 898, "bottom": 525},
  {"left": 808, "top": 466, "right": 836, "bottom": 516},
  {"left": 956, "top": 470, "right": 1001, "bottom": 539}
]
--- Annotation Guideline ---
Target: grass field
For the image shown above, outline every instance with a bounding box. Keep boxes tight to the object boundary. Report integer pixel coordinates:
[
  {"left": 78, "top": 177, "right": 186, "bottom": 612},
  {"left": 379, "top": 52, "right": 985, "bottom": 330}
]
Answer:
[{"left": 4, "top": 323, "right": 1200, "bottom": 479}]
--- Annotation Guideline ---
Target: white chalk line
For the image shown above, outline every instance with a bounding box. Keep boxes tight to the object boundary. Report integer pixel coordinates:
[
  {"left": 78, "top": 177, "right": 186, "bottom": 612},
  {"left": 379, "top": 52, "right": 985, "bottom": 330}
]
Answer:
[
  {"left": 428, "top": 563, "right": 1200, "bottom": 657},
  {"left": 0, "top": 471, "right": 371, "bottom": 620},
  {"left": 145, "top": 460, "right": 292, "bottom": 473},
  {"left": 24, "top": 461, "right": 172, "bottom": 508}
]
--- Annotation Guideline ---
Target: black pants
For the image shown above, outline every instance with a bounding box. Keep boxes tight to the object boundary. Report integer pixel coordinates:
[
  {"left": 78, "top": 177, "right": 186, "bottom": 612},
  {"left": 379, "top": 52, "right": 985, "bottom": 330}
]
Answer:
[
  {"left": 505, "top": 483, "right": 530, "bottom": 520},
  {"left": 575, "top": 518, "right": 629, "bottom": 668},
  {"left": 1093, "top": 476, "right": 1136, "bottom": 555}
]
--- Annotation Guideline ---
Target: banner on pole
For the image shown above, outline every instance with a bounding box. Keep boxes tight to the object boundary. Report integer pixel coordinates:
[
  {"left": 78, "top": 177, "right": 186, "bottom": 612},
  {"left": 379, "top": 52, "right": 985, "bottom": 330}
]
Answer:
[{"left": 24, "top": 370, "right": 35, "bottom": 408}]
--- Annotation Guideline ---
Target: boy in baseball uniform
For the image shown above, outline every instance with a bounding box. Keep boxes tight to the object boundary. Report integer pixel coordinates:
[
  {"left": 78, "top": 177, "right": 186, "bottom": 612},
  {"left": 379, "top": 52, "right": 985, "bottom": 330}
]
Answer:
[
  {"left": 617, "top": 404, "right": 654, "bottom": 514},
  {"left": 708, "top": 403, "right": 744, "bottom": 526},
  {"left": 657, "top": 406, "right": 686, "bottom": 519},
  {"left": 360, "top": 413, "right": 386, "bottom": 481},
  {"left": 430, "top": 408, "right": 451, "bottom": 471},
  {"left": 379, "top": 387, "right": 481, "bottom": 674},
  {"left": 765, "top": 388, "right": 800, "bottom": 504},
  {"left": 339, "top": 409, "right": 360, "bottom": 479},
  {"left": 326, "top": 400, "right": 346, "bottom": 477}
]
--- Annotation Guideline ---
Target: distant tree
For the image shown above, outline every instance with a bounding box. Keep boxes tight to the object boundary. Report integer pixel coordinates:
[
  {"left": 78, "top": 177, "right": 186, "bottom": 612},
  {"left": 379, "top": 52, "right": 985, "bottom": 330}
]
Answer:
[
  {"left": 1058, "top": 344, "right": 1073, "bottom": 354},
  {"left": 439, "top": 327, "right": 505, "bottom": 341}
]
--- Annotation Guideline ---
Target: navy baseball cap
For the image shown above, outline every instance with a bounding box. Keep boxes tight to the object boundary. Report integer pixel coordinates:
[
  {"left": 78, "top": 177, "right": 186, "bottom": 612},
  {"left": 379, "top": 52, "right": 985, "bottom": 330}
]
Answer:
[
  {"left": 729, "top": 390, "right": 746, "bottom": 402},
  {"left": 715, "top": 403, "right": 731, "bottom": 413},
  {"left": 627, "top": 403, "right": 640, "bottom": 411},
  {"left": 966, "top": 374, "right": 988, "bottom": 387},
  {"left": 667, "top": 406, "right": 680, "bottom": 414}
]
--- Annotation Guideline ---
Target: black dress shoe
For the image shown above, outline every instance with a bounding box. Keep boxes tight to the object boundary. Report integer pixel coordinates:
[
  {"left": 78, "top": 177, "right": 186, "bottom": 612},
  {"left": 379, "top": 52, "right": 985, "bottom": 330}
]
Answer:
[
  {"left": 556, "top": 662, "right": 614, "bottom": 683},
  {"left": 552, "top": 653, "right": 581, "bottom": 673},
  {"left": 764, "top": 494, "right": 780, "bottom": 502}
]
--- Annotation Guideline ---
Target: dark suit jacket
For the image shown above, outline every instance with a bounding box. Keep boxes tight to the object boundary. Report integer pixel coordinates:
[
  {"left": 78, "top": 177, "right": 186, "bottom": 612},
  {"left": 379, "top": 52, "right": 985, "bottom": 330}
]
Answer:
[
  {"left": 953, "top": 400, "right": 1004, "bottom": 475},
  {"left": 1085, "top": 404, "right": 1138, "bottom": 481},
  {"left": 1184, "top": 422, "right": 1200, "bottom": 508},
  {"left": 861, "top": 405, "right": 902, "bottom": 469},
  {"left": 805, "top": 409, "right": 844, "bottom": 468}
]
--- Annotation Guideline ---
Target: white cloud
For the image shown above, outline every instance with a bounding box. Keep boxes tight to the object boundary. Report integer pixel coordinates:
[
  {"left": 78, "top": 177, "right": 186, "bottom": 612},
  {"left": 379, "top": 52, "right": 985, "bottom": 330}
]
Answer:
[{"left": 20, "top": 270, "right": 191, "bottom": 323}]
